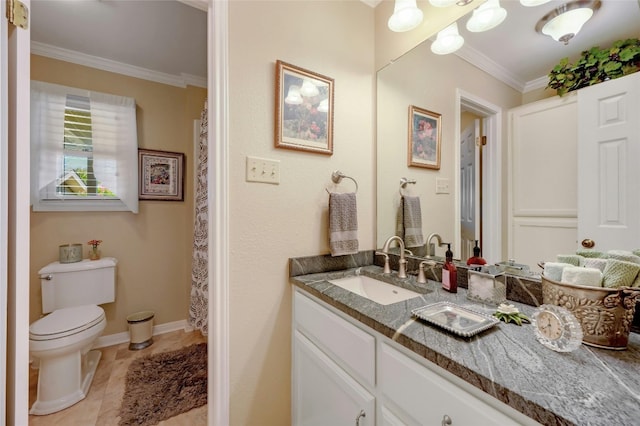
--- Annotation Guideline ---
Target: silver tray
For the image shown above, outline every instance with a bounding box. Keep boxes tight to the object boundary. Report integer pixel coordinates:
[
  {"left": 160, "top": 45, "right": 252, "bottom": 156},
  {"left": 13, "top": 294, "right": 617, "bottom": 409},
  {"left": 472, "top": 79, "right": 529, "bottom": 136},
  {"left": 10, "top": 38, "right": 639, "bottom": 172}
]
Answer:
[{"left": 411, "top": 302, "right": 499, "bottom": 337}]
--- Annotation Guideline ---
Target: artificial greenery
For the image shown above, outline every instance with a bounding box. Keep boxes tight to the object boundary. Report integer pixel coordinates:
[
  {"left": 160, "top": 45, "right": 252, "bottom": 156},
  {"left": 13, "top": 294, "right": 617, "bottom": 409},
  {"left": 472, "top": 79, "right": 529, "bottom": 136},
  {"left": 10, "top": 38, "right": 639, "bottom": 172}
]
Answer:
[{"left": 547, "top": 38, "right": 640, "bottom": 96}]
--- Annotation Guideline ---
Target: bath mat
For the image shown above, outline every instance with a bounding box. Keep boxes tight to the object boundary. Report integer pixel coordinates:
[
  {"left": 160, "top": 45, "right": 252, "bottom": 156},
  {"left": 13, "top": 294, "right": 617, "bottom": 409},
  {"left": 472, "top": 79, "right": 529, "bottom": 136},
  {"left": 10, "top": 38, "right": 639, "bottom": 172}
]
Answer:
[{"left": 119, "top": 343, "right": 207, "bottom": 426}]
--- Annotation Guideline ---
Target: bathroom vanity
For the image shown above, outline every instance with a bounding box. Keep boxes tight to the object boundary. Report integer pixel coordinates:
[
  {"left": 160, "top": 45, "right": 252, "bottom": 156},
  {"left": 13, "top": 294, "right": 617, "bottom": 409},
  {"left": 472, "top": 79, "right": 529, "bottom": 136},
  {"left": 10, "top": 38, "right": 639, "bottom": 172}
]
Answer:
[{"left": 289, "top": 252, "right": 640, "bottom": 426}]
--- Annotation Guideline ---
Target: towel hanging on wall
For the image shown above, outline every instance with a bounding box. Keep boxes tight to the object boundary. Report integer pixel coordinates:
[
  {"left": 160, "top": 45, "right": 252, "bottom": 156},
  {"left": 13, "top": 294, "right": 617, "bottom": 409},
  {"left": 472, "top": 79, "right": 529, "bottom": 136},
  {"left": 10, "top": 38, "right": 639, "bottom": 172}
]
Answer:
[
  {"left": 397, "top": 196, "right": 424, "bottom": 248},
  {"left": 328, "top": 192, "right": 359, "bottom": 256}
]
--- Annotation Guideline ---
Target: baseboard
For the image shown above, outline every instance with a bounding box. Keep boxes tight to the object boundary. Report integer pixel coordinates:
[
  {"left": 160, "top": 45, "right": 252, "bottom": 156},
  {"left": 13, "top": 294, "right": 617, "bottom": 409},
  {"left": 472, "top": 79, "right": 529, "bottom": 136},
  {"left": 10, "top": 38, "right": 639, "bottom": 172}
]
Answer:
[{"left": 94, "top": 319, "right": 193, "bottom": 349}]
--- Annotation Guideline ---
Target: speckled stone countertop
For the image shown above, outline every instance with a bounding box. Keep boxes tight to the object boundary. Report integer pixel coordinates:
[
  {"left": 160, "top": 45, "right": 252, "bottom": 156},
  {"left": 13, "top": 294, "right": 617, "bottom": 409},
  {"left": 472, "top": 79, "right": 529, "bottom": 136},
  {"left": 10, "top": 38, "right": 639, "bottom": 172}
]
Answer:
[{"left": 289, "top": 252, "right": 640, "bottom": 426}]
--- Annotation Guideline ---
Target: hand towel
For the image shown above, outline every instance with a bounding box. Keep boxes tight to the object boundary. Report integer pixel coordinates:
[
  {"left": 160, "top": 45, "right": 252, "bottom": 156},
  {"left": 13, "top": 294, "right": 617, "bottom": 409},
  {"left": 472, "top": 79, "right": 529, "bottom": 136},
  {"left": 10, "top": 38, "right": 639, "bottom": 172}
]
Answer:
[
  {"left": 400, "top": 196, "right": 424, "bottom": 248},
  {"left": 543, "top": 262, "right": 574, "bottom": 281},
  {"left": 602, "top": 259, "right": 640, "bottom": 288},
  {"left": 583, "top": 258, "right": 607, "bottom": 272},
  {"left": 329, "top": 192, "right": 358, "bottom": 257},
  {"left": 557, "top": 254, "right": 585, "bottom": 267},
  {"left": 561, "top": 266, "right": 603, "bottom": 287},
  {"left": 606, "top": 250, "right": 640, "bottom": 264}
]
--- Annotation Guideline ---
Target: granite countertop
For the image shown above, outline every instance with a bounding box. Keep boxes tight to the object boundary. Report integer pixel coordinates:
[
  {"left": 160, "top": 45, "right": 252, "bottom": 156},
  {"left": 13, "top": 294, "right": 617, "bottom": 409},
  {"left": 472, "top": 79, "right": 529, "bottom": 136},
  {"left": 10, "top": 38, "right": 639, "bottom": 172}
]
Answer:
[{"left": 289, "top": 253, "right": 640, "bottom": 426}]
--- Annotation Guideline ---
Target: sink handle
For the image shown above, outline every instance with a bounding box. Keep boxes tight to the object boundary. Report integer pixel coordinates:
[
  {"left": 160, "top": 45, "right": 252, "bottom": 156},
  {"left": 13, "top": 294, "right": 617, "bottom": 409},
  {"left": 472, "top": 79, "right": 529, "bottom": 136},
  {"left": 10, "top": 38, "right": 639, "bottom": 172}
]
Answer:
[{"left": 375, "top": 251, "right": 391, "bottom": 274}]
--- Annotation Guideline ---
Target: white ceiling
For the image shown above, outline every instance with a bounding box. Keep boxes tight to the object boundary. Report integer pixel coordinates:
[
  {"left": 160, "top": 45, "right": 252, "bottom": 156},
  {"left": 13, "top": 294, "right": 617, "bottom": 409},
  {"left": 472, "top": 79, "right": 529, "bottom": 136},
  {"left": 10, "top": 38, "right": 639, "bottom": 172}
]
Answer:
[
  {"left": 30, "top": 0, "right": 639, "bottom": 93},
  {"left": 31, "top": 0, "right": 207, "bottom": 86},
  {"left": 453, "top": 0, "right": 640, "bottom": 91}
]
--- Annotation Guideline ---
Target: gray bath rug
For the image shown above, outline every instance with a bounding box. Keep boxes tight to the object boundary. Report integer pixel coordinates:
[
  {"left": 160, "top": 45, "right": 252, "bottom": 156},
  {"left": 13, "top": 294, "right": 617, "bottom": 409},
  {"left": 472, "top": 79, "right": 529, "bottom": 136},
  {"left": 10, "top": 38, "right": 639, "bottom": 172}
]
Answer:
[{"left": 119, "top": 343, "right": 207, "bottom": 425}]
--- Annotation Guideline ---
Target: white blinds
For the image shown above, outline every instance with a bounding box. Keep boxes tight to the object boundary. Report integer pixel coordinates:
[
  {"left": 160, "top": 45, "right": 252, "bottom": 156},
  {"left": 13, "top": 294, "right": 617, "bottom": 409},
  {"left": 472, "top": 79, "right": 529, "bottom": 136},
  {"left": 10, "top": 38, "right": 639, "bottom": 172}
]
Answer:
[{"left": 30, "top": 81, "right": 139, "bottom": 213}]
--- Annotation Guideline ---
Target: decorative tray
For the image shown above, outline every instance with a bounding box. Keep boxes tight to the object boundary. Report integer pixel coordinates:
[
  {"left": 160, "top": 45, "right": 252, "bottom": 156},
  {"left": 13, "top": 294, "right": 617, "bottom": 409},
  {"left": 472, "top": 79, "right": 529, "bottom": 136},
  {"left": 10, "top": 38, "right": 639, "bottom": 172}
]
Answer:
[{"left": 411, "top": 302, "right": 499, "bottom": 337}]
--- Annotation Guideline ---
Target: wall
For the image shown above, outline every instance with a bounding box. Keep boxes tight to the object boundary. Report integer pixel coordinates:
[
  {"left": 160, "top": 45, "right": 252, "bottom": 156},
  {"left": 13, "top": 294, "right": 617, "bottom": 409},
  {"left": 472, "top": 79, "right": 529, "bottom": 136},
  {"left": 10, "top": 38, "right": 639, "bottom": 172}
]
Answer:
[
  {"left": 228, "top": 1, "right": 375, "bottom": 424},
  {"left": 30, "top": 55, "right": 206, "bottom": 335},
  {"left": 377, "top": 40, "right": 522, "bottom": 257}
]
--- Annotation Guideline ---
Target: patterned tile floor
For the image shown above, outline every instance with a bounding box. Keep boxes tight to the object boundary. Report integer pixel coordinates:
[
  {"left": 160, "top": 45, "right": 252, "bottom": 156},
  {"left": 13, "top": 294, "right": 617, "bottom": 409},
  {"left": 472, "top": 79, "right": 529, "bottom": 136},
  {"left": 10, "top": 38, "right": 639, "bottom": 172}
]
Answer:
[{"left": 29, "top": 329, "right": 208, "bottom": 426}]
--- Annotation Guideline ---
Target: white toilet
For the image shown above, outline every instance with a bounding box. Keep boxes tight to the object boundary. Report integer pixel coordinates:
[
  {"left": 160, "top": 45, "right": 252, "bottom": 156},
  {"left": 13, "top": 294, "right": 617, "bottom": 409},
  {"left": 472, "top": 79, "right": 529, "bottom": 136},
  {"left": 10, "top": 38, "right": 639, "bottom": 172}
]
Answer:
[{"left": 29, "top": 257, "right": 117, "bottom": 415}]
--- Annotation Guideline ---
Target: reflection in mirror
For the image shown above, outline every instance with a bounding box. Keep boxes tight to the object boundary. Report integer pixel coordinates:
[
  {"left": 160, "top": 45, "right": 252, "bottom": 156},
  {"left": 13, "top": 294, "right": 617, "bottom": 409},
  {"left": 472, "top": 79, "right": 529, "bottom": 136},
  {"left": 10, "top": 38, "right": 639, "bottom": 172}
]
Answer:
[{"left": 376, "top": 1, "right": 640, "bottom": 271}]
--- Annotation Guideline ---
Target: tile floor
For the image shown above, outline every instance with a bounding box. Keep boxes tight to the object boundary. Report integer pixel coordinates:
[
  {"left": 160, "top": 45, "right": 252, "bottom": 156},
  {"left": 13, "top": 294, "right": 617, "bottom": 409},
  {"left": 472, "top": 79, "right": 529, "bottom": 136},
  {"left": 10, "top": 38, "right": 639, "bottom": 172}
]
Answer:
[{"left": 29, "top": 329, "right": 208, "bottom": 426}]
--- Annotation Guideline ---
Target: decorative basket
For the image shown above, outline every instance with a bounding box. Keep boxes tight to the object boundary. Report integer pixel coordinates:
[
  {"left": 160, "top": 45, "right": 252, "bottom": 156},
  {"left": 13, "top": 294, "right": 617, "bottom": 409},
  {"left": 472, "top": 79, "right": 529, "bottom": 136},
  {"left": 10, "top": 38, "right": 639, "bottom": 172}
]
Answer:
[{"left": 541, "top": 275, "right": 640, "bottom": 350}]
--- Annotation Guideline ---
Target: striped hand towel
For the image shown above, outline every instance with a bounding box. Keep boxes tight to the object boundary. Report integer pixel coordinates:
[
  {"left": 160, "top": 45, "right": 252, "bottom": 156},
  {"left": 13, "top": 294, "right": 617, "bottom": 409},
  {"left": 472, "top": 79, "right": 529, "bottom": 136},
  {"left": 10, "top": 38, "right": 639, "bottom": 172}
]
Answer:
[{"left": 400, "top": 196, "right": 424, "bottom": 248}]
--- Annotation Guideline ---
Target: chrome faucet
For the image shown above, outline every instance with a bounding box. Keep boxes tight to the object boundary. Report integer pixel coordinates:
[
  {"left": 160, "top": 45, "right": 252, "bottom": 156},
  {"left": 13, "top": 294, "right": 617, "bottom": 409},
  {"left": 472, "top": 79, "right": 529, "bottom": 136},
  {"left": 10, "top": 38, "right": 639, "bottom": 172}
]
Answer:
[
  {"left": 426, "top": 233, "right": 446, "bottom": 257},
  {"left": 377, "top": 235, "right": 407, "bottom": 278}
]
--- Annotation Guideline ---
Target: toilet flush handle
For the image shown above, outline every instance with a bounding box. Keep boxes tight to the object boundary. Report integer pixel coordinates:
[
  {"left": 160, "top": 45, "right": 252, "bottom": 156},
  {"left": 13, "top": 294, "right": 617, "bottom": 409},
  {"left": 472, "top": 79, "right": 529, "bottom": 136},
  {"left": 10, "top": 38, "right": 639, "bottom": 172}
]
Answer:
[{"left": 43, "top": 274, "right": 52, "bottom": 280}]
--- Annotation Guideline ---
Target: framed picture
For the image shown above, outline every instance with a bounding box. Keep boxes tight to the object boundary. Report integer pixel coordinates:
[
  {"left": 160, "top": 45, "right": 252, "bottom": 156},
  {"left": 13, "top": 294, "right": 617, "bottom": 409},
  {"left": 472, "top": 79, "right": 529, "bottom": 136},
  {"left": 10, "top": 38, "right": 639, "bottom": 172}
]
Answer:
[
  {"left": 138, "top": 149, "right": 185, "bottom": 201},
  {"left": 408, "top": 105, "right": 442, "bottom": 170},
  {"left": 275, "top": 60, "right": 334, "bottom": 155}
]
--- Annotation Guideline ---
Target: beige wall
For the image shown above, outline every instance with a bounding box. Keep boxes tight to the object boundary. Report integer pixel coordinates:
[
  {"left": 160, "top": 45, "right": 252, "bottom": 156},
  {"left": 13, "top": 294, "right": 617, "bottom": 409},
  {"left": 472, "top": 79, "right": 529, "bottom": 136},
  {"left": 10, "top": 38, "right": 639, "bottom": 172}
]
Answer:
[
  {"left": 228, "top": 1, "right": 375, "bottom": 424},
  {"left": 30, "top": 55, "right": 207, "bottom": 335}
]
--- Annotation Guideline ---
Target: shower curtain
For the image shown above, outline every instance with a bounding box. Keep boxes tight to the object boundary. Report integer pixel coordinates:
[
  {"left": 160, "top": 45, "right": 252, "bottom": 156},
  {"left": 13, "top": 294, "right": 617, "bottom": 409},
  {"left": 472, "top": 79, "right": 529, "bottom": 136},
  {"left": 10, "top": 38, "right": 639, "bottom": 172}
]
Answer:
[{"left": 189, "top": 100, "right": 209, "bottom": 335}]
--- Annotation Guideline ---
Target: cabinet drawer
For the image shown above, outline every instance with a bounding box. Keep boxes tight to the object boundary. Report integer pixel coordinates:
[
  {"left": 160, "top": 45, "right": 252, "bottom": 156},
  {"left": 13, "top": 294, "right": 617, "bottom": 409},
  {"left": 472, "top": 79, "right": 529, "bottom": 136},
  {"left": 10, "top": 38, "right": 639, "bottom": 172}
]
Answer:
[
  {"left": 379, "top": 342, "right": 523, "bottom": 426},
  {"left": 294, "top": 289, "right": 375, "bottom": 387}
]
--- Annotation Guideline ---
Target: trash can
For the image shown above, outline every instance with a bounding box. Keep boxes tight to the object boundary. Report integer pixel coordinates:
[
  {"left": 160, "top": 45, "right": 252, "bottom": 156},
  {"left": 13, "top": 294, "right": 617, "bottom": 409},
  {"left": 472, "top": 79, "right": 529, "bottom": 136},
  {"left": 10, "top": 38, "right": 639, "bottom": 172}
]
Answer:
[{"left": 127, "top": 311, "right": 155, "bottom": 350}]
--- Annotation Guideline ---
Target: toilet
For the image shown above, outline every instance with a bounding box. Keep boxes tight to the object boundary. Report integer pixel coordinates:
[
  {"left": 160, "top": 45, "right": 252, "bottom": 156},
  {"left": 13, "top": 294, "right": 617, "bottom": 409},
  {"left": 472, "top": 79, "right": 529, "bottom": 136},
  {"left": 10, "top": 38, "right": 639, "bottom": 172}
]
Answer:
[{"left": 29, "top": 257, "right": 117, "bottom": 415}]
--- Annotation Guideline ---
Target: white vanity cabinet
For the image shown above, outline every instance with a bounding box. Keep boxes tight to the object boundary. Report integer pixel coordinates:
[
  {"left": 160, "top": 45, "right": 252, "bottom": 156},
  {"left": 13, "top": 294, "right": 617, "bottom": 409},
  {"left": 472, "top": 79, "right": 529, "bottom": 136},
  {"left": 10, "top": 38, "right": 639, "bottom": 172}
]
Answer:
[{"left": 292, "top": 288, "right": 539, "bottom": 426}]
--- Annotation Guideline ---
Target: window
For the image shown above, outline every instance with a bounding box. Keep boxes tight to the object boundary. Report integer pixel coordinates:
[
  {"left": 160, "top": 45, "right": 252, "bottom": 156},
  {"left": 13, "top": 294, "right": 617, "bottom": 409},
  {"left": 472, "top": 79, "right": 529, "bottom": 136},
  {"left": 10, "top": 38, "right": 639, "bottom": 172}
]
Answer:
[{"left": 30, "top": 81, "right": 139, "bottom": 212}]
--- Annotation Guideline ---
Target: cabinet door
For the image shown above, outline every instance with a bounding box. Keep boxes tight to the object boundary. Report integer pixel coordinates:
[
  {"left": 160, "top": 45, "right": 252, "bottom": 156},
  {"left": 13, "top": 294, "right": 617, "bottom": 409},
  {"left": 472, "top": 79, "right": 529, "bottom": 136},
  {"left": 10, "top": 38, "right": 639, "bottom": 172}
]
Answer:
[
  {"left": 379, "top": 342, "right": 523, "bottom": 426},
  {"left": 293, "top": 330, "right": 374, "bottom": 426},
  {"left": 578, "top": 72, "right": 640, "bottom": 251}
]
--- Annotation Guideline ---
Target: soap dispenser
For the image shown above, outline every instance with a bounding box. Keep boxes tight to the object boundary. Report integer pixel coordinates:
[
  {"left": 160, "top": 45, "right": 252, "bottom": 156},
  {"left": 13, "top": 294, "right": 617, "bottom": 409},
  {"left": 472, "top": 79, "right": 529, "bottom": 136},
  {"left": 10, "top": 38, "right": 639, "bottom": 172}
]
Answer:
[
  {"left": 442, "top": 244, "right": 457, "bottom": 293},
  {"left": 466, "top": 240, "right": 487, "bottom": 268}
]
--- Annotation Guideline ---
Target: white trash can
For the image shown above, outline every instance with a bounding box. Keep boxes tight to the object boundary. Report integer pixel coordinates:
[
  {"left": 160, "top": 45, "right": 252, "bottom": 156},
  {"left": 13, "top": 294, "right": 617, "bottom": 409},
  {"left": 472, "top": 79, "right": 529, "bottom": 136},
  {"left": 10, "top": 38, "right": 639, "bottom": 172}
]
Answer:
[{"left": 127, "top": 311, "right": 154, "bottom": 350}]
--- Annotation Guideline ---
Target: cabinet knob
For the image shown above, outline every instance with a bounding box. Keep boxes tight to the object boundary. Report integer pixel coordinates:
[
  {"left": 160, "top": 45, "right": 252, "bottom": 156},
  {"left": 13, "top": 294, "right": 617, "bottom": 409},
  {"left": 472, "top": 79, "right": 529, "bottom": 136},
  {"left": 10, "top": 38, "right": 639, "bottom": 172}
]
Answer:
[
  {"left": 442, "top": 414, "right": 452, "bottom": 425},
  {"left": 581, "top": 239, "right": 595, "bottom": 248},
  {"left": 355, "top": 409, "right": 366, "bottom": 426}
]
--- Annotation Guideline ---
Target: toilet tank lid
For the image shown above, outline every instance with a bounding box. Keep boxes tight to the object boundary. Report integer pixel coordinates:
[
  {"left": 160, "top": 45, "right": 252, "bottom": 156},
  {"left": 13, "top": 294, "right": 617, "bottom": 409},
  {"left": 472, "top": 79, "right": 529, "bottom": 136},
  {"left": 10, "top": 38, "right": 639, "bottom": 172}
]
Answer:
[{"left": 39, "top": 257, "right": 118, "bottom": 275}]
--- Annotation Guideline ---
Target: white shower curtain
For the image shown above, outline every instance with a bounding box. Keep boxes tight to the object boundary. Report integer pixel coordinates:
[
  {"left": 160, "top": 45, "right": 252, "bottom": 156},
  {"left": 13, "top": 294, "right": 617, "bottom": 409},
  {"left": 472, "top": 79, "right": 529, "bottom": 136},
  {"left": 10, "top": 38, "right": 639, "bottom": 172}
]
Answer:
[{"left": 189, "top": 100, "right": 209, "bottom": 335}]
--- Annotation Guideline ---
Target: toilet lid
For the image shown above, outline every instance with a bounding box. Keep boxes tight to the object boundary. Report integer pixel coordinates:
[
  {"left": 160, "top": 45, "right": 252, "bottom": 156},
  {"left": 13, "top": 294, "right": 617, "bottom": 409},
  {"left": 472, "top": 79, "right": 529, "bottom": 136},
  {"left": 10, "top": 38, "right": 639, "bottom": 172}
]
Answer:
[{"left": 30, "top": 305, "right": 105, "bottom": 340}]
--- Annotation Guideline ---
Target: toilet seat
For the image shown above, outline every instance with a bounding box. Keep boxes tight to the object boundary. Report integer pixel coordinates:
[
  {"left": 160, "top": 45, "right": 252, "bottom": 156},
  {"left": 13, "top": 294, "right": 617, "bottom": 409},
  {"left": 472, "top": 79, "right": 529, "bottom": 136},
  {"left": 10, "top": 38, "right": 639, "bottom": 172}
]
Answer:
[{"left": 30, "top": 305, "right": 105, "bottom": 341}]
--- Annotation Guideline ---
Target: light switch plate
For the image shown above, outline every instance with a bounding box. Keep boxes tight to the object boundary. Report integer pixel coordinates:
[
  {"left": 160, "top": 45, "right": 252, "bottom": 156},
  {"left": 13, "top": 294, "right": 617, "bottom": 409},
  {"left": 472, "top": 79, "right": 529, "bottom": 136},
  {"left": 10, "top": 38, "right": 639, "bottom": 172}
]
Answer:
[
  {"left": 436, "top": 178, "right": 450, "bottom": 194},
  {"left": 246, "top": 156, "right": 280, "bottom": 184}
]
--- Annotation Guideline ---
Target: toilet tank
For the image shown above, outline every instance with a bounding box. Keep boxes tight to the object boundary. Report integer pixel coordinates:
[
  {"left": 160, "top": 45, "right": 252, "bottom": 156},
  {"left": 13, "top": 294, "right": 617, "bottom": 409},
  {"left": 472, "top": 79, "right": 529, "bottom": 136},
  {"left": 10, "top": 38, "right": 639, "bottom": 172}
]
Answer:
[{"left": 39, "top": 257, "right": 118, "bottom": 313}]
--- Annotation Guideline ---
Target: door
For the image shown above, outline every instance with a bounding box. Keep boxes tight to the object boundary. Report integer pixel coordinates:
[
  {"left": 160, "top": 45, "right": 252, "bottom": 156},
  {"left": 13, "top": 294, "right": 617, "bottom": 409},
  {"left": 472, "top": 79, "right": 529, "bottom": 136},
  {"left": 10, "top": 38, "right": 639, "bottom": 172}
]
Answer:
[
  {"left": 293, "top": 330, "right": 374, "bottom": 426},
  {"left": 460, "top": 120, "right": 479, "bottom": 260},
  {"left": 577, "top": 72, "right": 640, "bottom": 252},
  {"left": 3, "top": 0, "right": 31, "bottom": 424}
]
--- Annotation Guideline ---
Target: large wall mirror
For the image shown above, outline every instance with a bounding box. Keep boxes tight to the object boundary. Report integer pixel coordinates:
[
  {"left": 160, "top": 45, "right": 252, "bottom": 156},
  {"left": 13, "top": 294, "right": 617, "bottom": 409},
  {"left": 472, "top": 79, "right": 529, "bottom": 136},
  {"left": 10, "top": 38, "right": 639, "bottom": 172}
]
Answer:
[{"left": 376, "top": 0, "right": 640, "bottom": 270}]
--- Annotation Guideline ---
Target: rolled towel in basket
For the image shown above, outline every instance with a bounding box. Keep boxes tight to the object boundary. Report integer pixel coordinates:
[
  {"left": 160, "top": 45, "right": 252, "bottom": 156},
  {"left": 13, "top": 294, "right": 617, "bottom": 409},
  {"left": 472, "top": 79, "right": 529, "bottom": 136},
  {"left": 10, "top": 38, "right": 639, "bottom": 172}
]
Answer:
[
  {"left": 557, "top": 254, "right": 585, "bottom": 267},
  {"left": 606, "top": 250, "right": 640, "bottom": 264},
  {"left": 561, "top": 266, "right": 603, "bottom": 287},
  {"left": 328, "top": 192, "right": 358, "bottom": 257},
  {"left": 576, "top": 249, "right": 603, "bottom": 259},
  {"left": 583, "top": 258, "right": 607, "bottom": 272},
  {"left": 543, "top": 262, "right": 574, "bottom": 281},
  {"left": 602, "top": 259, "right": 640, "bottom": 288}
]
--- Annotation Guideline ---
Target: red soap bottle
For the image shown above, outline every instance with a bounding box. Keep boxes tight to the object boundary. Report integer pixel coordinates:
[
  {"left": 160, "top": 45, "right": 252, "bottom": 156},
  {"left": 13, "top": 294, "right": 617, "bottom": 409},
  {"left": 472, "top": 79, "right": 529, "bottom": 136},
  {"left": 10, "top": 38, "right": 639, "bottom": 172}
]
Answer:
[{"left": 442, "top": 243, "right": 457, "bottom": 293}]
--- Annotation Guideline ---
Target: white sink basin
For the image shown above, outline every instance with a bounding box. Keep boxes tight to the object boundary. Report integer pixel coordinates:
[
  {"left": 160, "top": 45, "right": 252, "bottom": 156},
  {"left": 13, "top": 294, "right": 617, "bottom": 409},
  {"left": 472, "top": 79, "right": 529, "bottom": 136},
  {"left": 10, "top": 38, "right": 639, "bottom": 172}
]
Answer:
[{"left": 328, "top": 275, "right": 422, "bottom": 305}]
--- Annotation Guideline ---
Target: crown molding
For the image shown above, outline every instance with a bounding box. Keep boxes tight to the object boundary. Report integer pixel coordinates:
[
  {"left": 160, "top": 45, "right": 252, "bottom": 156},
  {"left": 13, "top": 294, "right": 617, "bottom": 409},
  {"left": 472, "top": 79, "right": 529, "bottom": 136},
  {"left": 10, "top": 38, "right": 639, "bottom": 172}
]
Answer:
[
  {"left": 455, "top": 43, "right": 525, "bottom": 93},
  {"left": 31, "top": 41, "right": 207, "bottom": 89}
]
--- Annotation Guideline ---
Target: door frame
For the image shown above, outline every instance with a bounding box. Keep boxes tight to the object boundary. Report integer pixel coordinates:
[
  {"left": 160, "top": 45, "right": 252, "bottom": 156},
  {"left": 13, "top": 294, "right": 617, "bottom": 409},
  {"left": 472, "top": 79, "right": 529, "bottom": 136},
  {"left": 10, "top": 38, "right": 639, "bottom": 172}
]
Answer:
[{"left": 455, "top": 89, "right": 502, "bottom": 264}]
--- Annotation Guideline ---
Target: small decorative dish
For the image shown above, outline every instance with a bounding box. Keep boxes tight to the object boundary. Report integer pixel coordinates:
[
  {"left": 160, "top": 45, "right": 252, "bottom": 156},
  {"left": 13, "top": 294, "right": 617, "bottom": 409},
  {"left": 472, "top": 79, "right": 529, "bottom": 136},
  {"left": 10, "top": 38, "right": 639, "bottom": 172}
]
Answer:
[{"left": 411, "top": 301, "right": 500, "bottom": 337}]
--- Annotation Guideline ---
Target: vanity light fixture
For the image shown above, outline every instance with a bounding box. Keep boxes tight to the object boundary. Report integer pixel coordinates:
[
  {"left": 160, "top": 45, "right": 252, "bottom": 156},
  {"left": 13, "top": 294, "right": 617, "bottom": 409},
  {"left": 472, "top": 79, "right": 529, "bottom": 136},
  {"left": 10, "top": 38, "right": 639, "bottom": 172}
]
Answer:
[
  {"left": 431, "top": 22, "right": 465, "bottom": 55},
  {"left": 388, "top": 0, "right": 424, "bottom": 32},
  {"left": 535, "top": 0, "right": 601, "bottom": 45},
  {"left": 284, "top": 85, "right": 303, "bottom": 105},
  {"left": 520, "top": 0, "right": 551, "bottom": 6},
  {"left": 466, "top": 0, "right": 507, "bottom": 32}
]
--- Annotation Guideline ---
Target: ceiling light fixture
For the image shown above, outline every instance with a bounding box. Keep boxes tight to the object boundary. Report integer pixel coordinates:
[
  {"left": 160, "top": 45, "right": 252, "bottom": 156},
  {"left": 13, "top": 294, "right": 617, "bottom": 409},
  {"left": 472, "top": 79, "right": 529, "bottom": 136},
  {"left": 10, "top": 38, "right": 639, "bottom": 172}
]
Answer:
[
  {"left": 520, "top": 0, "right": 551, "bottom": 6},
  {"left": 388, "top": 0, "right": 424, "bottom": 32},
  {"left": 466, "top": 0, "right": 507, "bottom": 32},
  {"left": 535, "top": 0, "right": 601, "bottom": 45},
  {"left": 431, "top": 22, "right": 465, "bottom": 55}
]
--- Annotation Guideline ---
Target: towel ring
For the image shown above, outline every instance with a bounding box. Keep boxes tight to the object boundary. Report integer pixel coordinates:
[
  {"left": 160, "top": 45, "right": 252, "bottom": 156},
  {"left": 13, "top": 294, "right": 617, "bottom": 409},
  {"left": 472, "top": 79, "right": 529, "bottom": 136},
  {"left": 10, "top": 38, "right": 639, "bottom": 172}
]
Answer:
[
  {"left": 399, "top": 177, "right": 416, "bottom": 196},
  {"left": 325, "top": 170, "right": 358, "bottom": 194}
]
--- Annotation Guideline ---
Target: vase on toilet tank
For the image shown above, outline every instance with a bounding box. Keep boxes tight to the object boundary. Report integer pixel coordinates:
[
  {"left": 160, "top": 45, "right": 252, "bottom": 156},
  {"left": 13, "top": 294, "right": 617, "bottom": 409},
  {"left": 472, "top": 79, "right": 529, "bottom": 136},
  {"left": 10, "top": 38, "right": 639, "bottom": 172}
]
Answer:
[{"left": 29, "top": 257, "right": 117, "bottom": 415}]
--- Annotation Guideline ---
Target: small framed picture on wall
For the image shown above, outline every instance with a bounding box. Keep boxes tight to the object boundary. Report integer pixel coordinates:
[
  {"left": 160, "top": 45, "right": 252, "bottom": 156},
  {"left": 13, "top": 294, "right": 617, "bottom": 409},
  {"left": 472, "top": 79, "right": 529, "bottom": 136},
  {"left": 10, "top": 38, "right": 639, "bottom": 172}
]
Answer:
[
  {"left": 408, "top": 105, "right": 442, "bottom": 170},
  {"left": 138, "top": 149, "right": 185, "bottom": 201}
]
